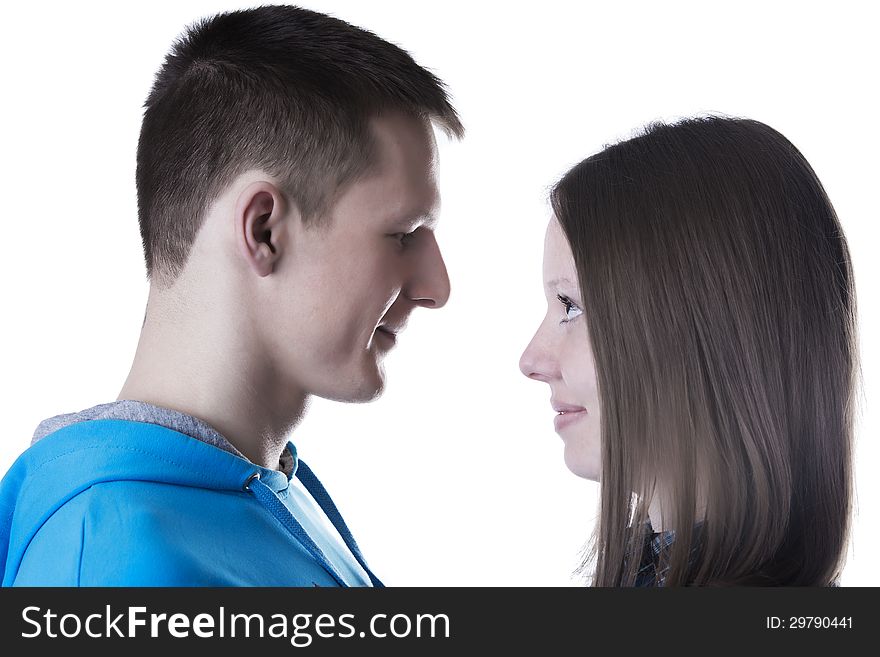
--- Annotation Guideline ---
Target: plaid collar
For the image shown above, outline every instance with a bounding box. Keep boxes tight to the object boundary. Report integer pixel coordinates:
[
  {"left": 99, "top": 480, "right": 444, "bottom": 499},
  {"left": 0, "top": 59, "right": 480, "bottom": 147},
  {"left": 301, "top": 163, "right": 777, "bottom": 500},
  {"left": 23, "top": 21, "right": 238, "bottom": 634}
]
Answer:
[
  {"left": 631, "top": 522, "right": 842, "bottom": 586},
  {"left": 634, "top": 520, "right": 703, "bottom": 587},
  {"left": 634, "top": 522, "right": 673, "bottom": 587}
]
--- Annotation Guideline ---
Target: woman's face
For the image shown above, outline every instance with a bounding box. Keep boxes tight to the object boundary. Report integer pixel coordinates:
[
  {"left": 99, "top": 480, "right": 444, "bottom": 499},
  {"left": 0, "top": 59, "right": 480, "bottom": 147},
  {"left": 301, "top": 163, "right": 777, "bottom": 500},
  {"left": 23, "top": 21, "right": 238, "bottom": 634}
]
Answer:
[{"left": 519, "top": 217, "right": 602, "bottom": 480}]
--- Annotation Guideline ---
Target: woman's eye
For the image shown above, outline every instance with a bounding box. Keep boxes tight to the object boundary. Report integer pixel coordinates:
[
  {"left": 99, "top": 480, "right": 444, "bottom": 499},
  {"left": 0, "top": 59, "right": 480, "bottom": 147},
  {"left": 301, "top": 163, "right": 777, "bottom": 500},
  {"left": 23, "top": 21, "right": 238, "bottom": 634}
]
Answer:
[{"left": 556, "top": 293, "right": 583, "bottom": 323}]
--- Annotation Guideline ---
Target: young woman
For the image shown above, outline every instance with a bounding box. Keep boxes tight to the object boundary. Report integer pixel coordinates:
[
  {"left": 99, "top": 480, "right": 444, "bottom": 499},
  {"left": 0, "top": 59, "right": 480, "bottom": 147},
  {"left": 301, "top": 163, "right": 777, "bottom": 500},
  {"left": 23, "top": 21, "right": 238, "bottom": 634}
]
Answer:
[{"left": 519, "top": 116, "right": 858, "bottom": 586}]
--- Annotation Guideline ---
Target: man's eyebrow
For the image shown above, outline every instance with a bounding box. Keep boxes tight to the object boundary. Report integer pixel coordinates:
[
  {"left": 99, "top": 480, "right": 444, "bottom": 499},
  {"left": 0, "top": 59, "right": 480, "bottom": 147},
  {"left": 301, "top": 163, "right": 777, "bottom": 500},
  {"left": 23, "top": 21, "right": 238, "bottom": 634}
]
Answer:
[{"left": 390, "top": 211, "right": 437, "bottom": 230}]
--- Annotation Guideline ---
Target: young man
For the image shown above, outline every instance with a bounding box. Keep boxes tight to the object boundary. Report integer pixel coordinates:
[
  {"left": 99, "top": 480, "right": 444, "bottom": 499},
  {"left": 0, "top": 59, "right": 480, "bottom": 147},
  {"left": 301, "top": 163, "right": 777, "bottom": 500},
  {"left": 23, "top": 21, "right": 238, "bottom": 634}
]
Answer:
[{"left": 0, "top": 5, "right": 462, "bottom": 586}]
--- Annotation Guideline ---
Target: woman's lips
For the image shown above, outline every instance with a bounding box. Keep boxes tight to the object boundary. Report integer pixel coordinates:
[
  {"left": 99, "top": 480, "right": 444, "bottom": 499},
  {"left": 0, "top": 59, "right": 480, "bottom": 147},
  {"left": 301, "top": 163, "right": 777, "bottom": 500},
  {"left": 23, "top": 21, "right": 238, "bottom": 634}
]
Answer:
[{"left": 552, "top": 407, "right": 588, "bottom": 432}]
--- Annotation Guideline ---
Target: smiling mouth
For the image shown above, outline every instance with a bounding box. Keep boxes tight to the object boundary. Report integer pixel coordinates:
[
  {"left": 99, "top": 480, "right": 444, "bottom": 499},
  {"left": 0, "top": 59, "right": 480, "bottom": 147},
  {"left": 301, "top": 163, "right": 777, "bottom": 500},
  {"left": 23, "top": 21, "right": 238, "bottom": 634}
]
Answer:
[
  {"left": 374, "top": 326, "right": 397, "bottom": 347},
  {"left": 553, "top": 408, "right": 587, "bottom": 433}
]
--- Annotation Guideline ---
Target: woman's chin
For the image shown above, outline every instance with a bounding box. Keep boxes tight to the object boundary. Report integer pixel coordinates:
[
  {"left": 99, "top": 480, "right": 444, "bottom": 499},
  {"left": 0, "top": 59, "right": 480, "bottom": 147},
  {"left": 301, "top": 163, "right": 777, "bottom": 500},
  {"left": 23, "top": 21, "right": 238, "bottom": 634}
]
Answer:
[{"left": 563, "top": 446, "right": 600, "bottom": 481}]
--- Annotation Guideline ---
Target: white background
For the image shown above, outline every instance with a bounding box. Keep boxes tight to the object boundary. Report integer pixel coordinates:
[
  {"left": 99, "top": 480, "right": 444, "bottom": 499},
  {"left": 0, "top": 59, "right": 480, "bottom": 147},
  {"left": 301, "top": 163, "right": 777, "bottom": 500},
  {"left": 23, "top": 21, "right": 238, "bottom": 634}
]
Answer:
[{"left": 1, "top": 0, "right": 877, "bottom": 586}]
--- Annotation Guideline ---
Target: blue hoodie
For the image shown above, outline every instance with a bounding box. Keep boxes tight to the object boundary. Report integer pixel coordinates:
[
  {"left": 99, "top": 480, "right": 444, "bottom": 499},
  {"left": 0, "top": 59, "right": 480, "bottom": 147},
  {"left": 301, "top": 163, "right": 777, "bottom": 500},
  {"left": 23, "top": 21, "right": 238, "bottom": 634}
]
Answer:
[{"left": 0, "top": 402, "right": 383, "bottom": 587}]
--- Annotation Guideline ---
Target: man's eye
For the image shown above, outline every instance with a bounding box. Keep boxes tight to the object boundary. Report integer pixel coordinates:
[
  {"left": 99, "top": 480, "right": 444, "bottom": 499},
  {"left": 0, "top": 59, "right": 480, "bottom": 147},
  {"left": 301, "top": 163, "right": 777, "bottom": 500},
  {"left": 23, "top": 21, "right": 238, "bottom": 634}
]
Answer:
[
  {"left": 392, "top": 230, "right": 417, "bottom": 246},
  {"left": 556, "top": 293, "right": 583, "bottom": 323}
]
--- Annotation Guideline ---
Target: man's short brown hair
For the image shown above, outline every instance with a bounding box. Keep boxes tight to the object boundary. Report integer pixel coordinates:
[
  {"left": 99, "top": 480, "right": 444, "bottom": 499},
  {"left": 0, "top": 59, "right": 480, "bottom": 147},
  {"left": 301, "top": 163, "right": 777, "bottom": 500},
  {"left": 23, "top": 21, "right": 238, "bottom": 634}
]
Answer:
[{"left": 136, "top": 5, "right": 463, "bottom": 288}]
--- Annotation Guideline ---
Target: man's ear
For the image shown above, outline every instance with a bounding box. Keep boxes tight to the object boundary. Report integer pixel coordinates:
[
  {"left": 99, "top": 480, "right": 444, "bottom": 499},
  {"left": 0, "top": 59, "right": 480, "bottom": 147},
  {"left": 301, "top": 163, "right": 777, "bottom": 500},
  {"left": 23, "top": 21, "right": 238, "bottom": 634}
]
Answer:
[{"left": 235, "top": 181, "right": 294, "bottom": 277}]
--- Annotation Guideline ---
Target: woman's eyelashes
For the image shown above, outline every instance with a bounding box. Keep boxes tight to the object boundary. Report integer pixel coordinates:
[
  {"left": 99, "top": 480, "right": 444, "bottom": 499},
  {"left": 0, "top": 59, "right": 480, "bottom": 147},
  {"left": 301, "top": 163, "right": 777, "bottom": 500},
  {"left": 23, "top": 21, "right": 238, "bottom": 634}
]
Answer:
[{"left": 556, "top": 293, "right": 583, "bottom": 324}]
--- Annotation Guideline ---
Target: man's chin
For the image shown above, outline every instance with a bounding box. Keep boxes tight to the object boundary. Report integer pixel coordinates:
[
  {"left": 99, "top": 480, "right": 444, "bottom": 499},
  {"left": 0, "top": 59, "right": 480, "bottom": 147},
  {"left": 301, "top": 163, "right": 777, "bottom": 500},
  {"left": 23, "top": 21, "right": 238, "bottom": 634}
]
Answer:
[
  {"left": 348, "top": 381, "right": 385, "bottom": 404},
  {"left": 317, "top": 367, "right": 386, "bottom": 404}
]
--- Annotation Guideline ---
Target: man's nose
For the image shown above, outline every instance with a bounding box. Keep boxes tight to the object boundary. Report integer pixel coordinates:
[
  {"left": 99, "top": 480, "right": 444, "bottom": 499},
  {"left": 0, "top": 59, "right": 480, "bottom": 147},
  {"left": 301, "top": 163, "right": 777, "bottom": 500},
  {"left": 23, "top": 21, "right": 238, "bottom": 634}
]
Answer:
[{"left": 405, "top": 231, "right": 450, "bottom": 309}]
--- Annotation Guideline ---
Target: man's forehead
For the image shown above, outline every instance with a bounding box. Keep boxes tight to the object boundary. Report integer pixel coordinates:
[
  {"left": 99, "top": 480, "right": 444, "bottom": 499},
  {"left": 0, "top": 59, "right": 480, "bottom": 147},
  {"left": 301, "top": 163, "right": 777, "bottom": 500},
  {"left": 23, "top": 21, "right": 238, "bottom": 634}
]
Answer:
[{"left": 368, "top": 111, "right": 436, "bottom": 163}]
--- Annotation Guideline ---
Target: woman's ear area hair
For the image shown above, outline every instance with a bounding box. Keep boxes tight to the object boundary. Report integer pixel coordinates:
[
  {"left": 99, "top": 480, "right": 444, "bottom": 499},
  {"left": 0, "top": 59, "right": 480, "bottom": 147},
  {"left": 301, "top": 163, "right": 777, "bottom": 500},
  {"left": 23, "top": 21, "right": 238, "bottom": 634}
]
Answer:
[{"left": 234, "top": 179, "right": 293, "bottom": 278}]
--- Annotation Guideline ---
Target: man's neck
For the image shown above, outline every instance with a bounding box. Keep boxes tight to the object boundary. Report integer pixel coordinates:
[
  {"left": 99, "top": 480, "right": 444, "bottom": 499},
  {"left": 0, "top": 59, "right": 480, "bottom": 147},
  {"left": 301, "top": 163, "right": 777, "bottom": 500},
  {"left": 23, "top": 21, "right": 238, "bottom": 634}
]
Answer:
[{"left": 118, "top": 312, "right": 308, "bottom": 470}]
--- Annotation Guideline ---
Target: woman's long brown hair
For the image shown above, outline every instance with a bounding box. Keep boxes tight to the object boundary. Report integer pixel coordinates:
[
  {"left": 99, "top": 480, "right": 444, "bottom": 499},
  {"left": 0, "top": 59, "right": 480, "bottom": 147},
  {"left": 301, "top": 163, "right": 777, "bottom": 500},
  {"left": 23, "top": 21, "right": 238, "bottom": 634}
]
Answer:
[{"left": 551, "top": 116, "right": 858, "bottom": 586}]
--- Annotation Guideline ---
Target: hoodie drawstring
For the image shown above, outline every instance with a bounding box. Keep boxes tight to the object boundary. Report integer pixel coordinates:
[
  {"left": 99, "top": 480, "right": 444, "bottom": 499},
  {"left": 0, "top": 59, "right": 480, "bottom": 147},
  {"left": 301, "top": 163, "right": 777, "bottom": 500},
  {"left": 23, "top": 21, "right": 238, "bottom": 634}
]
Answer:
[
  {"left": 246, "top": 462, "right": 384, "bottom": 587},
  {"left": 294, "top": 460, "right": 384, "bottom": 588}
]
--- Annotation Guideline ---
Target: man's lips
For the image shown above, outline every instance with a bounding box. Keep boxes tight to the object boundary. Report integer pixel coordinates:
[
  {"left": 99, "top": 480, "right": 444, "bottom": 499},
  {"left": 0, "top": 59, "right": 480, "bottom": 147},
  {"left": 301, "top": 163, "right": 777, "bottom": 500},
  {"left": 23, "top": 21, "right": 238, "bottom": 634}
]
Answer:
[
  {"left": 376, "top": 318, "right": 407, "bottom": 337},
  {"left": 375, "top": 325, "right": 398, "bottom": 347}
]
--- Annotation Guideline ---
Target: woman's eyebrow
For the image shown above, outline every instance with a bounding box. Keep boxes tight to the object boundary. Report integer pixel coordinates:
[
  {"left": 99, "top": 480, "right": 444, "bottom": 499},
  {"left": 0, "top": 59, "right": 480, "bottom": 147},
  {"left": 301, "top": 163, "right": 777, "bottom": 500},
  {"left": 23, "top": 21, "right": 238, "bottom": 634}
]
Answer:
[{"left": 545, "top": 277, "right": 573, "bottom": 289}]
